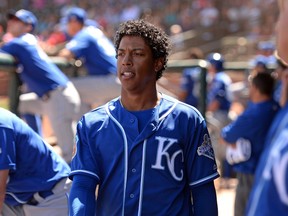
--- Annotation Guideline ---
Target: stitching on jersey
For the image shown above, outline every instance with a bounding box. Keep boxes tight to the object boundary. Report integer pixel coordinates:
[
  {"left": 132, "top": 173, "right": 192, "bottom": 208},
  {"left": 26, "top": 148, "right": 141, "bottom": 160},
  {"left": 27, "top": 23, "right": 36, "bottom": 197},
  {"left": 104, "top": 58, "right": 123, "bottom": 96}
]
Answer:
[
  {"left": 70, "top": 170, "right": 99, "bottom": 180},
  {"left": 5, "top": 192, "right": 27, "bottom": 204},
  {"left": 105, "top": 102, "right": 128, "bottom": 216},
  {"left": 137, "top": 139, "right": 147, "bottom": 216},
  {"left": 189, "top": 172, "right": 219, "bottom": 187},
  {"left": 159, "top": 101, "right": 178, "bottom": 121}
]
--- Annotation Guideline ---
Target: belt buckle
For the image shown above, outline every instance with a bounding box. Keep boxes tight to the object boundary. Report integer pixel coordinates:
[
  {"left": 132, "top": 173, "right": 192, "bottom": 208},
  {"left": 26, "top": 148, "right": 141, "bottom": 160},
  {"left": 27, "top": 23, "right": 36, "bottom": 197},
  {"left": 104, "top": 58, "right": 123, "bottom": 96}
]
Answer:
[
  {"left": 41, "top": 92, "right": 50, "bottom": 101},
  {"left": 39, "top": 190, "right": 54, "bottom": 199},
  {"left": 26, "top": 197, "right": 39, "bottom": 206}
]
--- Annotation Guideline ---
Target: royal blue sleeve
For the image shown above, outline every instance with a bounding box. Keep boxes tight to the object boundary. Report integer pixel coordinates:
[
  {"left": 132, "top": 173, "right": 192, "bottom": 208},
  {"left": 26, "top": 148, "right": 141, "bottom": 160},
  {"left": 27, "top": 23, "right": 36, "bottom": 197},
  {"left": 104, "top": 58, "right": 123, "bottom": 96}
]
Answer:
[
  {"left": 69, "top": 175, "right": 97, "bottom": 216},
  {"left": 0, "top": 127, "right": 16, "bottom": 170},
  {"left": 191, "top": 181, "right": 218, "bottom": 216},
  {"left": 65, "top": 33, "right": 89, "bottom": 59},
  {"left": 221, "top": 112, "right": 252, "bottom": 143}
]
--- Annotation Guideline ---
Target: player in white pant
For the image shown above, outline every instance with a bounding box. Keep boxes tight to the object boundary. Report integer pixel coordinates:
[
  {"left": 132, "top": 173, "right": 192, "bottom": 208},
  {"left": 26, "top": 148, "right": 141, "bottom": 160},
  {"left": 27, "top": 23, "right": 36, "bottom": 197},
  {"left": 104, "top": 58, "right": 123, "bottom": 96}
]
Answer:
[{"left": 0, "top": 9, "right": 81, "bottom": 163}]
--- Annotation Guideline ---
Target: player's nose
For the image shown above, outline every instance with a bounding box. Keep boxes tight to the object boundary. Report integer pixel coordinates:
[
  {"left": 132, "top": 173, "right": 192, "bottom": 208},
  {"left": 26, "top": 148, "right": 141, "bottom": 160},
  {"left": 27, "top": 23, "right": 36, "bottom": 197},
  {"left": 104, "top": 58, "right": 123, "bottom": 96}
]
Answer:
[{"left": 121, "top": 53, "right": 133, "bottom": 66}]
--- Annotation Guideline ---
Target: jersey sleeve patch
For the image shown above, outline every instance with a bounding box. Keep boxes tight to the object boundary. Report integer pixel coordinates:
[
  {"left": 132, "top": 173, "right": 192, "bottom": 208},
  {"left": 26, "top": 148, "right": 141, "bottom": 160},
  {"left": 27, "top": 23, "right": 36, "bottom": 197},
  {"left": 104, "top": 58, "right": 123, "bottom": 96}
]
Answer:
[{"left": 197, "top": 134, "right": 215, "bottom": 160}]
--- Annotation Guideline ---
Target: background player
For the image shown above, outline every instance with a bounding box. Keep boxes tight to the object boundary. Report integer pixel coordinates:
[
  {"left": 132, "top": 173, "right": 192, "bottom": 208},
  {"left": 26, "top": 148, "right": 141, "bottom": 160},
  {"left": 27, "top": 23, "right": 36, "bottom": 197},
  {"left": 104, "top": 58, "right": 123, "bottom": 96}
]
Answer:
[
  {"left": 205, "top": 52, "right": 233, "bottom": 188},
  {"left": 68, "top": 19, "right": 219, "bottom": 215},
  {"left": 58, "top": 7, "right": 121, "bottom": 118},
  {"left": 0, "top": 9, "right": 80, "bottom": 163},
  {"left": 221, "top": 72, "right": 280, "bottom": 216},
  {"left": 246, "top": 0, "right": 288, "bottom": 214},
  {"left": 0, "top": 108, "right": 71, "bottom": 216},
  {"left": 178, "top": 47, "right": 204, "bottom": 108}
]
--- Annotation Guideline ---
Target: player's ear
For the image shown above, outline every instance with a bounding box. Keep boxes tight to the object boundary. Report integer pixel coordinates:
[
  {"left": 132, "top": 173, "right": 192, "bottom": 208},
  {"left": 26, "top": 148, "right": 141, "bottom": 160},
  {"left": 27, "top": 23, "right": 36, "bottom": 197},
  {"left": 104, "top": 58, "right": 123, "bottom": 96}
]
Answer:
[{"left": 154, "top": 58, "right": 164, "bottom": 73}]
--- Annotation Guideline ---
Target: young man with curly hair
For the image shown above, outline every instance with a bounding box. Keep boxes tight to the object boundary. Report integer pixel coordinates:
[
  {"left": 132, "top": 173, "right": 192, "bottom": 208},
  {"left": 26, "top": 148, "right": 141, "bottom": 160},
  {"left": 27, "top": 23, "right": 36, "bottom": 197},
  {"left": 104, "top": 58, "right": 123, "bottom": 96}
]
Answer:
[{"left": 68, "top": 19, "right": 219, "bottom": 215}]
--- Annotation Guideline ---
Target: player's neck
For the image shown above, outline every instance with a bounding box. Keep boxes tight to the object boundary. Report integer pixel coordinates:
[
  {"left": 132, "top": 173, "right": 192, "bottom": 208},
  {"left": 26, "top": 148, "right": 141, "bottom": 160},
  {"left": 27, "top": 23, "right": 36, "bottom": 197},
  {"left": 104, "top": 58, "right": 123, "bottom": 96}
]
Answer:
[
  {"left": 120, "top": 91, "right": 161, "bottom": 111},
  {"left": 251, "top": 94, "right": 271, "bottom": 103}
]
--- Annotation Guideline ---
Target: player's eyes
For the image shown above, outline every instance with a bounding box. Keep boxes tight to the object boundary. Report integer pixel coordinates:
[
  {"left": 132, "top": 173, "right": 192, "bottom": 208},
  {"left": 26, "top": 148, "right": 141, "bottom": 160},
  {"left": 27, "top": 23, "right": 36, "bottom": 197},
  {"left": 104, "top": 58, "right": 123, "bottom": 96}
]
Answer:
[
  {"left": 133, "top": 52, "right": 144, "bottom": 56},
  {"left": 116, "top": 52, "right": 124, "bottom": 58},
  {"left": 116, "top": 51, "right": 144, "bottom": 59}
]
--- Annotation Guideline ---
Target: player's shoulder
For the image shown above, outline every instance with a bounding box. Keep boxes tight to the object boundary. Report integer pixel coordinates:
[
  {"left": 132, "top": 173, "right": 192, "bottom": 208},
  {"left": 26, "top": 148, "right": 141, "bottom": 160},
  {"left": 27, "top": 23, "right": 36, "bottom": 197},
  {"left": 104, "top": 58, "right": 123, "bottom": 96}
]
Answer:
[
  {"left": 85, "top": 26, "right": 102, "bottom": 35},
  {"left": 0, "top": 108, "right": 16, "bottom": 128},
  {"left": 81, "top": 97, "right": 120, "bottom": 124},
  {"left": 75, "top": 27, "right": 94, "bottom": 39},
  {"left": 21, "top": 33, "right": 37, "bottom": 43},
  {"left": 83, "top": 104, "right": 107, "bottom": 120},
  {"left": 4, "top": 33, "right": 36, "bottom": 51},
  {"left": 216, "top": 71, "right": 232, "bottom": 83},
  {"left": 160, "top": 94, "right": 204, "bottom": 120},
  {"left": 0, "top": 108, "right": 31, "bottom": 139}
]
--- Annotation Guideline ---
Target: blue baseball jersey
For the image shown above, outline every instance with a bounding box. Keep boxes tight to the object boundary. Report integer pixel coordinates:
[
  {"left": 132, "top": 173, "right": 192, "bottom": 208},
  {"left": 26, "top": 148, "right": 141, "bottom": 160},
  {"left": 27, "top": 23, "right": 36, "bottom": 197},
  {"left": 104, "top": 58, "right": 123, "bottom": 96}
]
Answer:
[
  {"left": 65, "top": 26, "right": 117, "bottom": 75},
  {"left": 180, "top": 67, "right": 201, "bottom": 107},
  {"left": 221, "top": 99, "right": 280, "bottom": 174},
  {"left": 0, "top": 33, "right": 68, "bottom": 97},
  {"left": 246, "top": 103, "right": 288, "bottom": 215},
  {"left": 0, "top": 108, "right": 70, "bottom": 206},
  {"left": 207, "top": 71, "right": 232, "bottom": 111},
  {"left": 70, "top": 94, "right": 219, "bottom": 215}
]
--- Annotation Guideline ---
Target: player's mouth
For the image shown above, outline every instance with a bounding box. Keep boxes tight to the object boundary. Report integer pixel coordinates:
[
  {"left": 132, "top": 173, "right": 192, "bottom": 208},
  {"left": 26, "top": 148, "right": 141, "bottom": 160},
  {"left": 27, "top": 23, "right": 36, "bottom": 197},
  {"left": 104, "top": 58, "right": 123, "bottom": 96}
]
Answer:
[{"left": 121, "top": 71, "right": 135, "bottom": 79}]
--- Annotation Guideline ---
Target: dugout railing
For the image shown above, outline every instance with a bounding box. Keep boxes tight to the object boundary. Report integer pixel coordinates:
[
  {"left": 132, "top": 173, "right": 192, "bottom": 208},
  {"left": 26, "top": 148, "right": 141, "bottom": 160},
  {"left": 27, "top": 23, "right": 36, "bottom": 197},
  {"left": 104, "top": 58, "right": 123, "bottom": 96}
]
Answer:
[{"left": 0, "top": 52, "right": 275, "bottom": 118}]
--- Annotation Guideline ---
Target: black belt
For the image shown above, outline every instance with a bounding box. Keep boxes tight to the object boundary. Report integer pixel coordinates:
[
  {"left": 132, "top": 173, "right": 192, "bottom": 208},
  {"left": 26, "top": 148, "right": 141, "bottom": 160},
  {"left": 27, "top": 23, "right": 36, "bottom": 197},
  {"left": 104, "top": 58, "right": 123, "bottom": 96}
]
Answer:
[{"left": 26, "top": 190, "right": 54, "bottom": 206}]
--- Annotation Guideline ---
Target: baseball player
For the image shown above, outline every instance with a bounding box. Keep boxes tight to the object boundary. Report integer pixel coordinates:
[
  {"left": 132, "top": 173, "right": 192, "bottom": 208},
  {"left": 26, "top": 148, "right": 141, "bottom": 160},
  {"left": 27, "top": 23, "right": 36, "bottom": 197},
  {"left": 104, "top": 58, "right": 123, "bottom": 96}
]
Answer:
[
  {"left": 68, "top": 19, "right": 219, "bottom": 216},
  {"left": 178, "top": 48, "right": 204, "bottom": 108},
  {"left": 0, "top": 107, "right": 71, "bottom": 216},
  {"left": 206, "top": 52, "right": 232, "bottom": 115},
  {"left": 246, "top": 75, "right": 288, "bottom": 215},
  {"left": 246, "top": 1, "right": 288, "bottom": 214},
  {"left": 221, "top": 73, "right": 280, "bottom": 216},
  {"left": 205, "top": 52, "right": 233, "bottom": 186},
  {"left": 0, "top": 9, "right": 81, "bottom": 163},
  {"left": 58, "top": 7, "right": 121, "bottom": 118}
]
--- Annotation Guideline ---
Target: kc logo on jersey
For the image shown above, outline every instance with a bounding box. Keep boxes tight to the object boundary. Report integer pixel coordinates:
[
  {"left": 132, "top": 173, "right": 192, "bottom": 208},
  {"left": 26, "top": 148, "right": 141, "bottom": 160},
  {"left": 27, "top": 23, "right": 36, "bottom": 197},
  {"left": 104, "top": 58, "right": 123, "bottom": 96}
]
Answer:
[
  {"left": 152, "top": 136, "right": 184, "bottom": 181},
  {"left": 197, "top": 134, "right": 215, "bottom": 160}
]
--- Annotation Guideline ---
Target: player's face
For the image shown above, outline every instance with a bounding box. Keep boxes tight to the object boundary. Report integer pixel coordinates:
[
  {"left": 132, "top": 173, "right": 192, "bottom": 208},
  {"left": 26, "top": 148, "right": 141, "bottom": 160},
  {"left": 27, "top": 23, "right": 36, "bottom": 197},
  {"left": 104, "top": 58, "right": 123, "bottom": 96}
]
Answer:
[
  {"left": 116, "top": 36, "right": 159, "bottom": 94},
  {"left": 276, "top": 0, "right": 288, "bottom": 64},
  {"left": 6, "top": 17, "right": 28, "bottom": 37},
  {"left": 66, "top": 20, "right": 81, "bottom": 37}
]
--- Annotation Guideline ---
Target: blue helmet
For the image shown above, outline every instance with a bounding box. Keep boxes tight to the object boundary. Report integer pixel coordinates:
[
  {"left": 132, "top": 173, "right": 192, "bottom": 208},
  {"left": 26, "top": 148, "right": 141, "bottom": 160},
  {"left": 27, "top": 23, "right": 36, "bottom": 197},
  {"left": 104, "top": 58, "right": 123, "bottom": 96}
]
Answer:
[{"left": 207, "top": 53, "right": 224, "bottom": 72}]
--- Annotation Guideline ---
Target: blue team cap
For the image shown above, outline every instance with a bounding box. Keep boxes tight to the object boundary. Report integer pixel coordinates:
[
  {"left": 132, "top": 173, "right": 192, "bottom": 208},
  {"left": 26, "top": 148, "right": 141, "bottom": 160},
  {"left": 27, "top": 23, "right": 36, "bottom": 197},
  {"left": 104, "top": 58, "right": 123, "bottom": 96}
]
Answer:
[
  {"left": 249, "top": 55, "right": 268, "bottom": 68},
  {"left": 7, "top": 9, "right": 37, "bottom": 31},
  {"left": 258, "top": 41, "right": 275, "bottom": 51},
  {"left": 64, "top": 7, "right": 87, "bottom": 24},
  {"left": 206, "top": 52, "right": 224, "bottom": 71}
]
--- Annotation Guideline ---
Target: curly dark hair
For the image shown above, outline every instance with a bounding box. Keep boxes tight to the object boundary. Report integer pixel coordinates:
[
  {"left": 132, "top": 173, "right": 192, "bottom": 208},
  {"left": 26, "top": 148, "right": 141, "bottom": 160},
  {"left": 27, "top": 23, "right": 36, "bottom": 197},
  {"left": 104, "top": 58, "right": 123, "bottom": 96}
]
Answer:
[{"left": 114, "top": 19, "right": 171, "bottom": 80}]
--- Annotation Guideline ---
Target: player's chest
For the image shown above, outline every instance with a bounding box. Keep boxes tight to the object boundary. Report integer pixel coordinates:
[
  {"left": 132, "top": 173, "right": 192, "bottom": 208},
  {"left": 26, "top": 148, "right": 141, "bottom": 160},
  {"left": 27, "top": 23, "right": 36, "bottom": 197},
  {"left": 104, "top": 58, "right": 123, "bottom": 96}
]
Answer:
[{"left": 91, "top": 128, "right": 186, "bottom": 181}]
